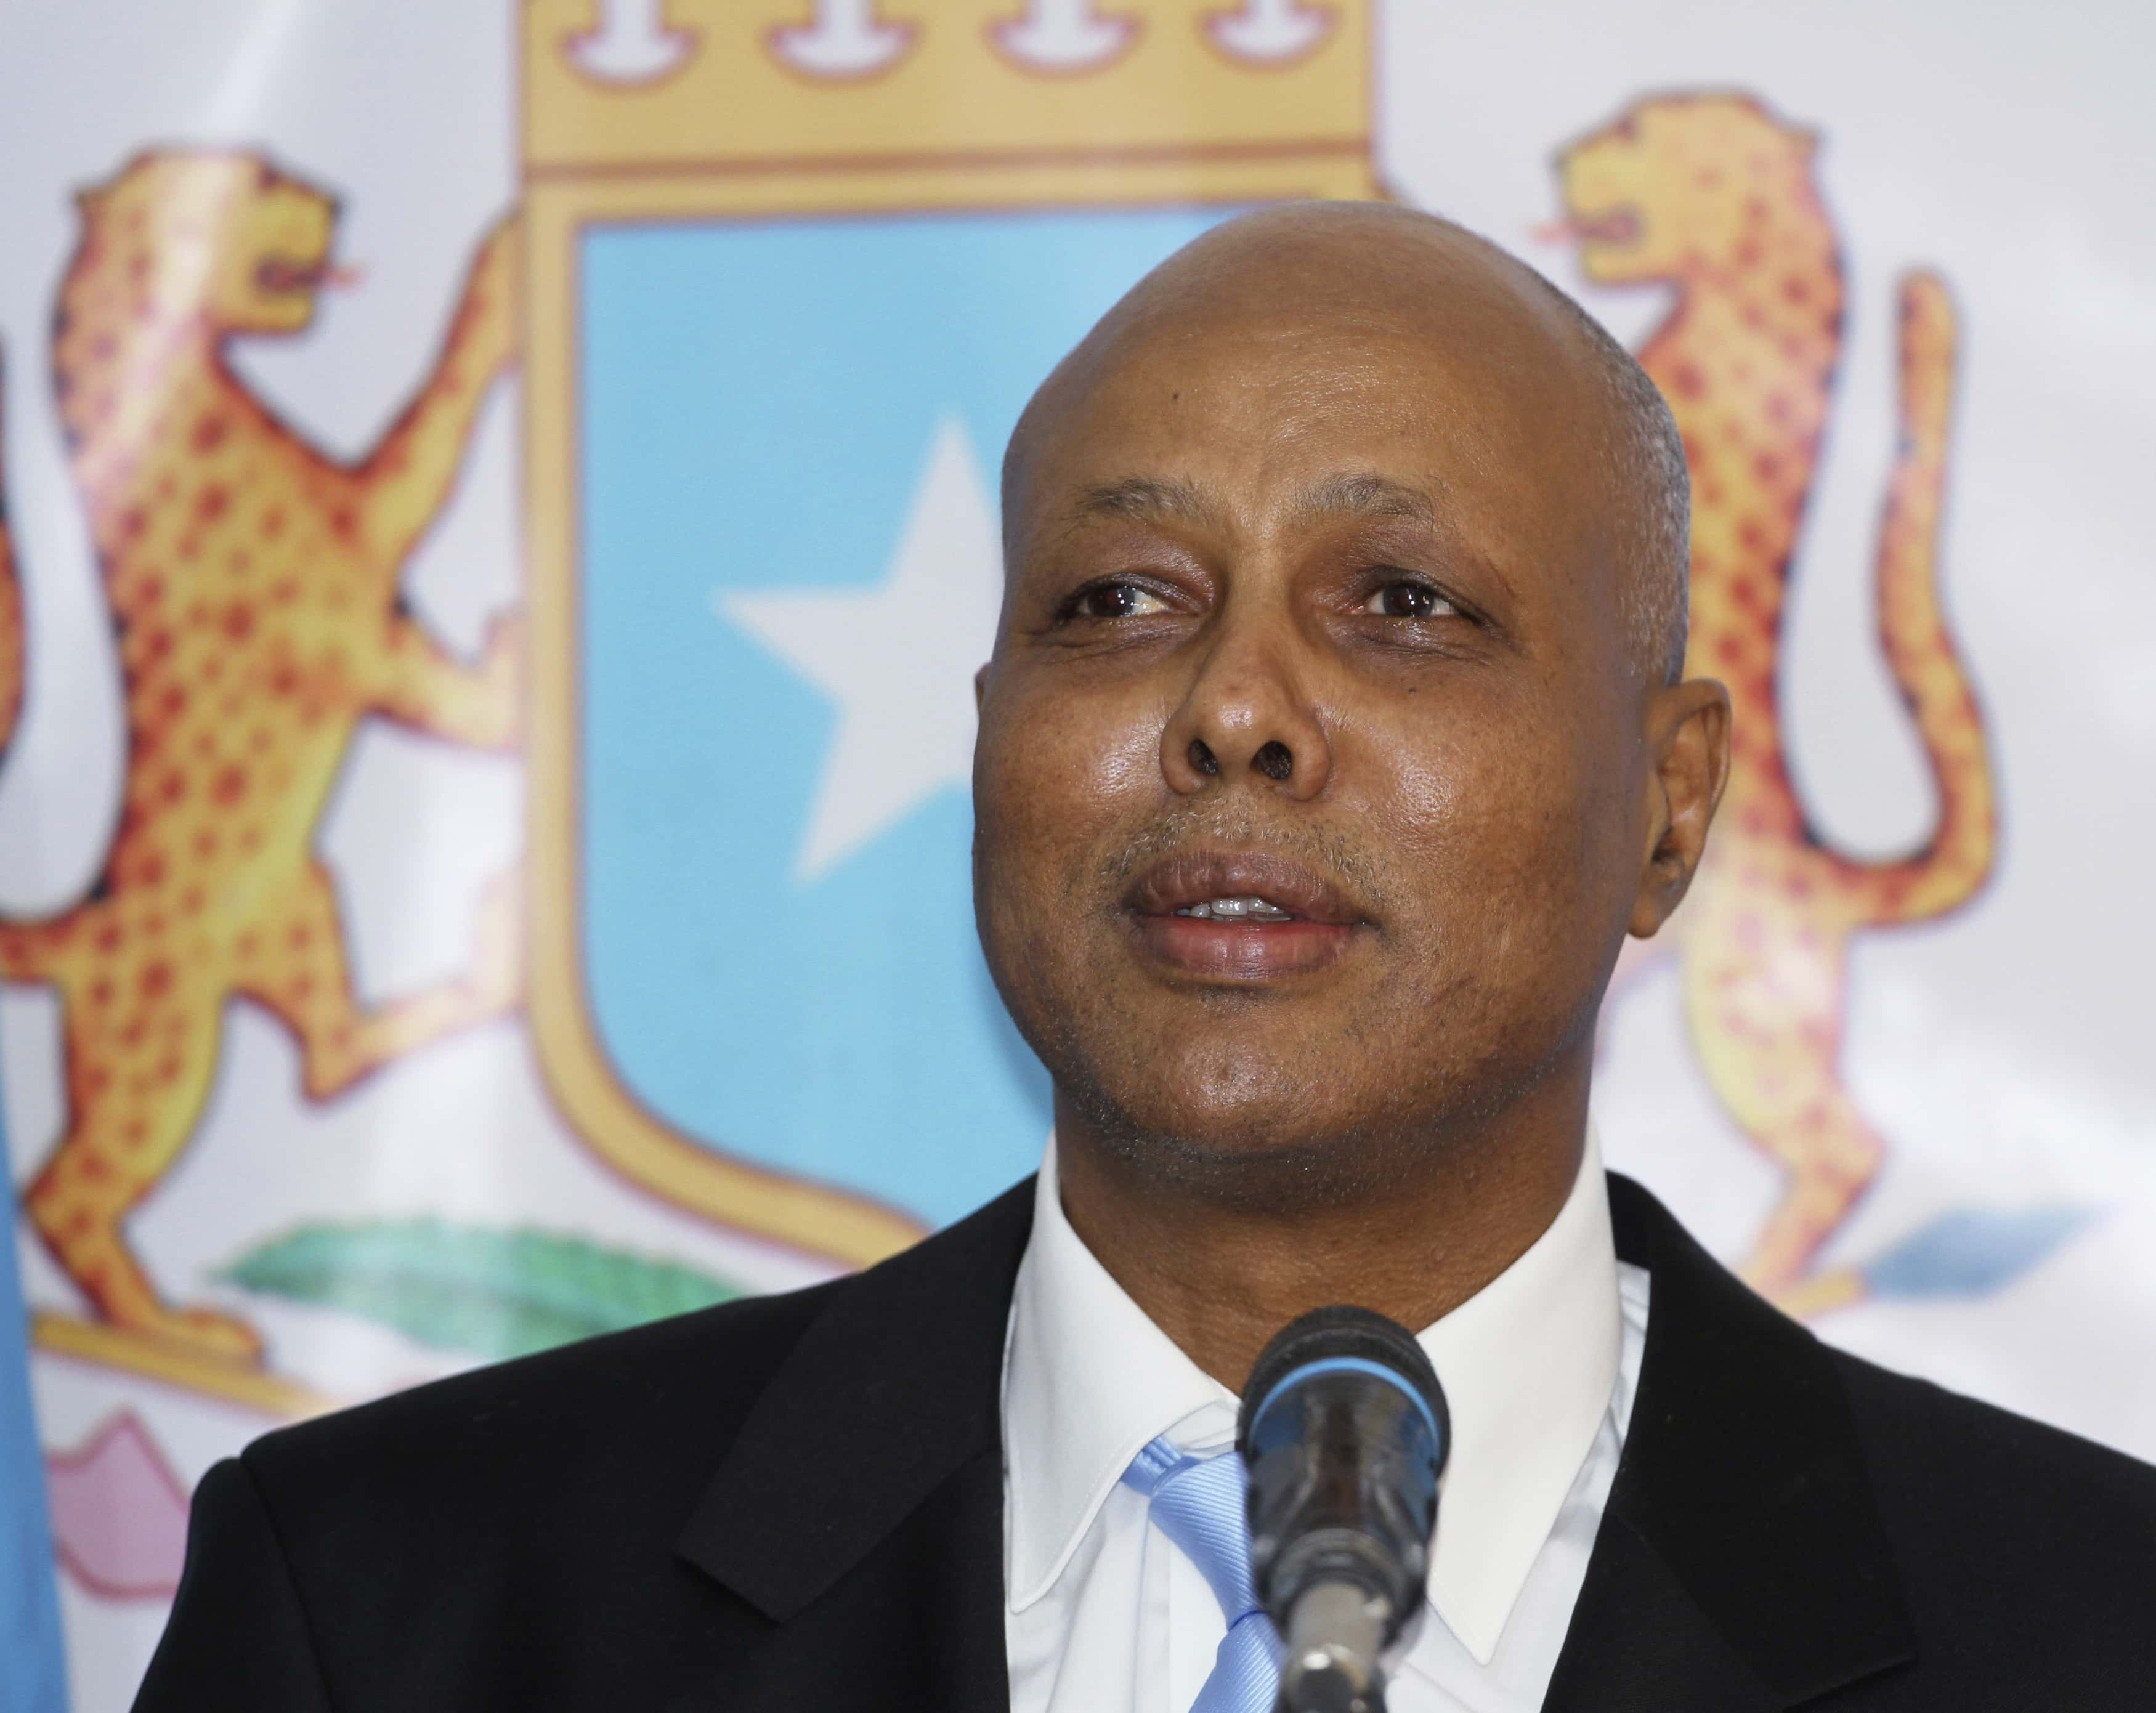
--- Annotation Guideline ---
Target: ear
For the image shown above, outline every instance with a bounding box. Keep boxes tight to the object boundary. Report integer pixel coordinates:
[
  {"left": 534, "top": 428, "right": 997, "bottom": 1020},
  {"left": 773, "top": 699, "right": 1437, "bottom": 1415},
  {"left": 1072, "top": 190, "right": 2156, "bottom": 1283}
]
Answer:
[{"left": 1628, "top": 676, "right": 1731, "bottom": 939}]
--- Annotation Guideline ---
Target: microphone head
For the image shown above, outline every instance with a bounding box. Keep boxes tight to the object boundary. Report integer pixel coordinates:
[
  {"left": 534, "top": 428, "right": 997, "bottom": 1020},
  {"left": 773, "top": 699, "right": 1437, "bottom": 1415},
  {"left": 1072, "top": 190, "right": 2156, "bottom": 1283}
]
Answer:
[
  {"left": 1237, "top": 1304, "right": 1448, "bottom": 1458},
  {"left": 1237, "top": 1306, "right": 1450, "bottom": 1710}
]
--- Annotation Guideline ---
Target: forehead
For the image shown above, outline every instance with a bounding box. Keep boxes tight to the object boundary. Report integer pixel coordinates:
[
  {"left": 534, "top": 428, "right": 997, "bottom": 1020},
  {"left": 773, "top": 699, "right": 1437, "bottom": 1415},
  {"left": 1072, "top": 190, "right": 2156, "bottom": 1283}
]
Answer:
[{"left": 1011, "top": 277, "right": 1608, "bottom": 562}]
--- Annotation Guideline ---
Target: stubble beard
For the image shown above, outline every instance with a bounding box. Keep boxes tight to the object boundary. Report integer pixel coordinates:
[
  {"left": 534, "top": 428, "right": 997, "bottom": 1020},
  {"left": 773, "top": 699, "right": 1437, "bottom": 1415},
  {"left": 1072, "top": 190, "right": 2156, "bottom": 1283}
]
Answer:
[
  {"left": 1012, "top": 912, "right": 1548, "bottom": 1220},
  {"left": 979, "top": 804, "right": 1591, "bottom": 1218}
]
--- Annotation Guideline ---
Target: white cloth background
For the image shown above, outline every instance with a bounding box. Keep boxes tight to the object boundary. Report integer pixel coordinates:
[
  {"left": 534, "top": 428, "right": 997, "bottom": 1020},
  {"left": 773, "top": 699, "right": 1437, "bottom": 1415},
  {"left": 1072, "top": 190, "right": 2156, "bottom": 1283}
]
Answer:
[{"left": 1, "top": 4, "right": 2151, "bottom": 1706}]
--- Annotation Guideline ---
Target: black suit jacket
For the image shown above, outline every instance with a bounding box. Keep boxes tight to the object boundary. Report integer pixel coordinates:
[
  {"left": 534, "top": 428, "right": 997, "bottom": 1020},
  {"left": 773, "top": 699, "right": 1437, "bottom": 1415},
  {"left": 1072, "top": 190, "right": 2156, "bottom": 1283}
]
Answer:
[{"left": 136, "top": 1175, "right": 2156, "bottom": 1711}]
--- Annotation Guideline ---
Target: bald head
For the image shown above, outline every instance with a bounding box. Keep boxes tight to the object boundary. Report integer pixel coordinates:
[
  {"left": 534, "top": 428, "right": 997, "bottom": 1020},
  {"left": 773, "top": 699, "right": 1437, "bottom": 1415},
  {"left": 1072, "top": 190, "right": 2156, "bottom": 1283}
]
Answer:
[{"left": 1003, "top": 201, "right": 1690, "bottom": 683}]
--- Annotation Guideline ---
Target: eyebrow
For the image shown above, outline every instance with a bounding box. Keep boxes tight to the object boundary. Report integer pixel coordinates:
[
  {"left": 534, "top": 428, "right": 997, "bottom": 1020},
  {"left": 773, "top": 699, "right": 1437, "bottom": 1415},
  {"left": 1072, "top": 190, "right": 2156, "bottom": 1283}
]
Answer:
[
  {"left": 1070, "top": 475, "right": 1220, "bottom": 528},
  {"left": 1287, "top": 472, "right": 1439, "bottom": 529},
  {"left": 1053, "top": 463, "right": 1516, "bottom": 614},
  {"left": 1072, "top": 472, "right": 1440, "bottom": 533}
]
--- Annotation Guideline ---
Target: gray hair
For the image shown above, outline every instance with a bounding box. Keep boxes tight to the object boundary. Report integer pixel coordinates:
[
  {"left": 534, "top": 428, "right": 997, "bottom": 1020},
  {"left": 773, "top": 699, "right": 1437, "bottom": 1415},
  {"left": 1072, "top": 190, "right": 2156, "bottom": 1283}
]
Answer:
[{"left": 1528, "top": 275, "right": 1693, "bottom": 684}]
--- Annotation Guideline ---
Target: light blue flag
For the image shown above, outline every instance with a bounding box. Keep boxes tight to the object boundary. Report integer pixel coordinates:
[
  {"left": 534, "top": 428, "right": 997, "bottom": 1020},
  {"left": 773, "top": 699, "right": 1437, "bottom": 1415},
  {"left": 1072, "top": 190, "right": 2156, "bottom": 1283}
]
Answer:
[{"left": 0, "top": 1093, "right": 65, "bottom": 1712}]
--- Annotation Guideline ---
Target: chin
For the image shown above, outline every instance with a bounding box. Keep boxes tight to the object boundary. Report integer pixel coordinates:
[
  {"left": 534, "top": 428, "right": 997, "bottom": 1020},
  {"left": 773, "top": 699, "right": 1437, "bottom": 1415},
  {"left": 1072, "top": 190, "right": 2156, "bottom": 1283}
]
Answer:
[
  {"left": 1068, "top": 1048, "right": 1392, "bottom": 1197},
  {"left": 1121, "top": 1027, "right": 1310, "bottom": 1125}
]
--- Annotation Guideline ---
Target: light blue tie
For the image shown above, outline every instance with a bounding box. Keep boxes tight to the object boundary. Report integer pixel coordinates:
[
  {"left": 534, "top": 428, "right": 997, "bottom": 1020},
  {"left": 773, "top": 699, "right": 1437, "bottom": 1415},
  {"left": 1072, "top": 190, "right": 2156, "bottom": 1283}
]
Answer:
[{"left": 1122, "top": 1436, "right": 1284, "bottom": 1713}]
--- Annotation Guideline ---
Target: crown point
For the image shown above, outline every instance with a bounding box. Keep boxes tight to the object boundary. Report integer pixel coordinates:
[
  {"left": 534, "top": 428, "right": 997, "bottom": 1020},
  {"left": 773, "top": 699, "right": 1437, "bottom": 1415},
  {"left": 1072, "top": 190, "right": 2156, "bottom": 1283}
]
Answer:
[
  {"left": 563, "top": 0, "right": 698, "bottom": 84},
  {"left": 768, "top": 0, "right": 919, "bottom": 81},
  {"left": 988, "top": 0, "right": 1141, "bottom": 75},
  {"left": 1204, "top": 0, "right": 1335, "bottom": 66}
]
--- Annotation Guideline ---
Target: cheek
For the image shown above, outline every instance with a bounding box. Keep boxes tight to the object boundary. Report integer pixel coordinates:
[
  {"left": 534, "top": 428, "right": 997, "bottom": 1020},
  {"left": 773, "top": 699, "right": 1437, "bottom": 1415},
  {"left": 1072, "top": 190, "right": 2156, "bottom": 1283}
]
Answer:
[
  {"left": 973, "top": 674, "right": 1167, "bottom": 923},
  {"left": 1351, "top": 695, "right": 1621, "bottom": 958}
]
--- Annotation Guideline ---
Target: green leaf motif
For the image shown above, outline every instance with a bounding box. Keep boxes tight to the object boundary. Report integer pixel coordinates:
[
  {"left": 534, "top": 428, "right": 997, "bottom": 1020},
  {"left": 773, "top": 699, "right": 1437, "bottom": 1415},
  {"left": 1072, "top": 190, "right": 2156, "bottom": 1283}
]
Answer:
[{"left": 221, "top": 1220, "right": 744, "bottom": 1361}]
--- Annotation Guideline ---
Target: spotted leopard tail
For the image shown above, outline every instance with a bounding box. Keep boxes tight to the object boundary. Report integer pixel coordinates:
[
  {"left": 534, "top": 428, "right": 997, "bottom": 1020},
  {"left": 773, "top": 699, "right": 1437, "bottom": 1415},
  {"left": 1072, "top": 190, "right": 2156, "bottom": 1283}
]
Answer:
[{"left": 1836, "top": 272, "right": 1999, "bottom": 926}]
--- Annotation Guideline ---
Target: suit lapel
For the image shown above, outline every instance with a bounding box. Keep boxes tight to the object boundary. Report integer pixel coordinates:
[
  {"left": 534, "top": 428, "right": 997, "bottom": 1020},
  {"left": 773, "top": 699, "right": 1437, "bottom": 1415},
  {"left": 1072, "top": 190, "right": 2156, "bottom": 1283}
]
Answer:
[
  {"left": 660, "top": 1167, "right": 1918, "bottom": 1711},
  {"left": 1541, "top": 1505, "right": 1778, "bottom": 1712},
  {"left": 671, "top": 1178, "right": 1037, "bottom": 1713},
  {"left": 1544, "top": 1176, "right": 1916, "bottom": 1711}
]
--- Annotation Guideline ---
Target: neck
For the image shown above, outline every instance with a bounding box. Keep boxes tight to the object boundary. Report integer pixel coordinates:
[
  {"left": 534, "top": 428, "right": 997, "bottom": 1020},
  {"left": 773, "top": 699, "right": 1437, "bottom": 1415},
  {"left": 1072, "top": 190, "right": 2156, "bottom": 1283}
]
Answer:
[{"left": 1050, "top": 1066, "right": 1591, "bottom": 1389}]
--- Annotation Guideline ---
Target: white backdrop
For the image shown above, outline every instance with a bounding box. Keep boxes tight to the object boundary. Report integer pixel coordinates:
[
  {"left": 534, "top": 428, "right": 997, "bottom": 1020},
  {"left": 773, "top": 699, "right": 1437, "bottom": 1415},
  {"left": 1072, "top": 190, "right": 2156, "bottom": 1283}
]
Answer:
[{"left": 0, "top": 3, "right": 2150, "bottom": 1706}]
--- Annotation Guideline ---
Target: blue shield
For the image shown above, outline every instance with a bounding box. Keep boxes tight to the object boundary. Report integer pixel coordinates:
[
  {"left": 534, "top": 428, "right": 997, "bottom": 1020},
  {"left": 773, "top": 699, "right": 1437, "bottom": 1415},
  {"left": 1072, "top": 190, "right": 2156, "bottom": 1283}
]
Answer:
[{"left": 578, "top": 208, "right": 1230, "bottom": 1230}]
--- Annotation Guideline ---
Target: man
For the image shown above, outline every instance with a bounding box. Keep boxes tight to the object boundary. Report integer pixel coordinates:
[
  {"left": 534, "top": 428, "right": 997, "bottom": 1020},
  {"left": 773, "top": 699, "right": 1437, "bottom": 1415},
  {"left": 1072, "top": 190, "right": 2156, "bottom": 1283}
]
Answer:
[{"left": 137, "top": 205, "right": 2155, "bottom": 1711}]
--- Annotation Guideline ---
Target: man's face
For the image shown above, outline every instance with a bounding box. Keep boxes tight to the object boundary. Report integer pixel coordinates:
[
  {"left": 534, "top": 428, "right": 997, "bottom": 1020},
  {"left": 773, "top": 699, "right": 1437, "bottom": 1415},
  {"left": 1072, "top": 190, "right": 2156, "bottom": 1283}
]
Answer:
[{"left": 974, "top": 265, "right": 1656, "bottom": 1189}]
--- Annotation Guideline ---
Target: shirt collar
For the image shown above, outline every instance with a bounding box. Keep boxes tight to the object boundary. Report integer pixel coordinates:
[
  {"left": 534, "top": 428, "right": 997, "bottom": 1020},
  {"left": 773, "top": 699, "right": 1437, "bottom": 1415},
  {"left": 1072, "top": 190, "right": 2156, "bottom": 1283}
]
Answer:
[{"left": 1001, "top": 1128, "right": 1623, "bottom": 1665}]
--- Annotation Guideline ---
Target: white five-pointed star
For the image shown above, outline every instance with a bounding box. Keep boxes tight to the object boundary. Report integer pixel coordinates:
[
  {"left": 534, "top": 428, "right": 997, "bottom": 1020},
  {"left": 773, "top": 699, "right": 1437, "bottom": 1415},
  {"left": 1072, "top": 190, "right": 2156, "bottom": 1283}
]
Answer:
[{"left": 716, "top": 416, "right": 1003, "bottom": 883}]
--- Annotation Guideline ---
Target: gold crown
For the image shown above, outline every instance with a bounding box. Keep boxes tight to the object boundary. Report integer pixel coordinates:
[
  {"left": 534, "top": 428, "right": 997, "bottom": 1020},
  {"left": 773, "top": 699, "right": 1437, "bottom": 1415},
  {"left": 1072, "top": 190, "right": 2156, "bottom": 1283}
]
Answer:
[{"left": 524, "top": 0, "right": 1374, "bottom": 195}]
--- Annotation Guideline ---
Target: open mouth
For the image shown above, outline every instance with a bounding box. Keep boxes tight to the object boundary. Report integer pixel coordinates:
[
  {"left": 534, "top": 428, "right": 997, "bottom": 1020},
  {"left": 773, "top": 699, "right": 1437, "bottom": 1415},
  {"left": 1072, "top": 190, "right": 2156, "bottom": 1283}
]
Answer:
[
  {"left": 255, "top": 255, "right": 349, "bottom": 296},
  {"left": 1570, "top": 205, "right": 1642, "bottom": 248},
  {"left": 1174, "top": 896, "right": 1297, "bottom": 923},
  {"left": 1538, "top": 205, "right": 1643, "bottom": 251},
  {"left": 1125, "top": 849, "right": 1371, "bottom": 981}
]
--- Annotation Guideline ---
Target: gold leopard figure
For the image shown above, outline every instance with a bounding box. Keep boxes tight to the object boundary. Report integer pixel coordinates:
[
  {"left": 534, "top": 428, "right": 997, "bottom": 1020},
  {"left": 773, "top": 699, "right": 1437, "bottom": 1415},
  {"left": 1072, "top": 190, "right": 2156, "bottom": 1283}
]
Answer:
[
  {"left": 1557, "top": 94, "right": 1997, "bottom": 1307},
  {"left": 0, "top": 151, "right": 523, "bottom": 1364}
]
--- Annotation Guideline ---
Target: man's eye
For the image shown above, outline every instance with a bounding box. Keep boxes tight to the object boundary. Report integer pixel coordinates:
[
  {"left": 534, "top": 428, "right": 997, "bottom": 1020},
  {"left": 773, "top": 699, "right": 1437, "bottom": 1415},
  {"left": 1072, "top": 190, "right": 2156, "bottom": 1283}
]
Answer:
[
  {"left": 1364, "top": 580, "right": 1455, "bottom": 619},
  {"left": 1068, "top": 581, "right": 1169, "bottom": 620}
]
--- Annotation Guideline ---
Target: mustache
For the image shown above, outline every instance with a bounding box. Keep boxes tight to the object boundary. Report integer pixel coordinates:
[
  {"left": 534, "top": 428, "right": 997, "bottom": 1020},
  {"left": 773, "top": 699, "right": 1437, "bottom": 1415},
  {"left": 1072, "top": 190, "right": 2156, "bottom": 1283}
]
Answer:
[{"left": 1100, "top": 810, "right": 1398, "bottom": 916}]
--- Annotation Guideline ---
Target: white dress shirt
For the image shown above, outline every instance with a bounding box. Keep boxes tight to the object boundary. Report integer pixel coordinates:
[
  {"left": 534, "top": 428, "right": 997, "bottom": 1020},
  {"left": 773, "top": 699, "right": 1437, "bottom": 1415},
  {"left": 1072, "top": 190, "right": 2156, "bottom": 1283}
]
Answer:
[{"left": 1002, "top": 1131, "right": 1650, "bottom": 1713}]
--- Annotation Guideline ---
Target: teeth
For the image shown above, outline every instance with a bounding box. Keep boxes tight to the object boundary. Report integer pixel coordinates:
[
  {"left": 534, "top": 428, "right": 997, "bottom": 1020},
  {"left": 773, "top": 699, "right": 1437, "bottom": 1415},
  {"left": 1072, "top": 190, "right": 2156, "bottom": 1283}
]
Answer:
[{"left": 1175, "top": 896, "right": 1294, "bottom": 922}]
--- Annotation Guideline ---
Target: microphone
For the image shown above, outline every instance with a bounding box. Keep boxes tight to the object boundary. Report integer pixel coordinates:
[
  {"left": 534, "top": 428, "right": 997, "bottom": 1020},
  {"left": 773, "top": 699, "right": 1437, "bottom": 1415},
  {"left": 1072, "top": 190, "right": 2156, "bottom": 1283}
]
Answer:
[{"left": 1236, "top": 1306, "right": 1449, "bottom": 1713}]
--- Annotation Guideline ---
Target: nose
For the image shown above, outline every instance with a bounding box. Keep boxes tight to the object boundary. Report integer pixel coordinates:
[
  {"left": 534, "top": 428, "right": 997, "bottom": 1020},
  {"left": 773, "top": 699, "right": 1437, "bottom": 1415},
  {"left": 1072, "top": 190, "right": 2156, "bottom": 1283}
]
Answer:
[{"left": 1159, "top": 613, "right": 1332, "bottom": 802}]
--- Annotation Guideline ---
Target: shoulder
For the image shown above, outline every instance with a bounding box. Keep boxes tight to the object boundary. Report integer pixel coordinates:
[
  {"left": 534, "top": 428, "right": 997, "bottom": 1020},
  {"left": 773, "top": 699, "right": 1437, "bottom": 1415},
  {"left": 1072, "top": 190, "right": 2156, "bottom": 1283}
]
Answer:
[
  {"left": 237, "top": 1275, "right": 841, "bottom": 1549},
  {"left": 231, "top": 1174, "right": 1037, "bottom": 1553},
  {"left": 1832, "top": 1347, "right": 2156, "bottom": 1631},
  {"left": 1610, "top": 1173, "right": 2156, "bottom": 1685},
  {"left": 145, "top": 1183, "right": 1038, "bottom": 1704},
  {"left": 1835, "top": 1346, "right": 2156, "bottom": 1529}
]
